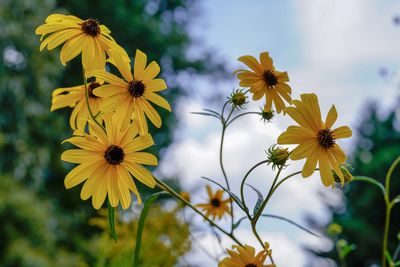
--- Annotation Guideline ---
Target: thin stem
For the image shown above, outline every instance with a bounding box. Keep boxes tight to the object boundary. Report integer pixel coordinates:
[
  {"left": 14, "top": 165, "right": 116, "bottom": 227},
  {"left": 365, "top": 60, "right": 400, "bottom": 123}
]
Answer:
[
  {"left": 154, "top": 177, "right": 243, "bottom": 247},
  {"left": 382, "top": 204, "right": 392, "bottom": 267},
  {"left": 382, "top": 156, "right": 400, "bottom": 267},
  {"left": 226, "top": 112, "right": 261, "bottom": 128},
  {"left": 82, "top": 70, "right": 104, "bottom": 131},
  {"left": 239, "top": 160, "right": 269, "bottom": 217},
  {"left": 385, "top": 156, "right": 400, "bottom": 201},
  {"left": 219, "top": 106, "right": 235, "bottom": 233},
  {"left": 253, "top": 164, "right": 285, "bottom": 224}
]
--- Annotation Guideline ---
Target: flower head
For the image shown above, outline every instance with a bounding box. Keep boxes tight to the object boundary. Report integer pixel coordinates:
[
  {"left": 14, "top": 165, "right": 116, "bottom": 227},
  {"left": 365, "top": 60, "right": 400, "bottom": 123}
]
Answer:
[
  {"left": 260, "top": 107, "right": 274, "bottom": 123},
  {"left": 236, "top": 52, "right": 291, "bottom": 113},
  {"left": 35, "top": 14, "right": 128, "bottom": 71},
  {"left": 228, "top": 89, "right": 248, "bottom": 109},
  {"left": 196, "top": 185, "right": 230, "bottom": 221},
  {"left": 51, "top": 79, "right": 104, "bottom": 131},
  {"left": 219, "top": 245, "right": 275, "bottom": 267},
  {"left": 266, "top": 145, "right": 289, "bottom": 170},
  {"left": 277, "top": 93, "right": 352, "bottom": 187},
  {"left": 91, "top": 49, "right": 171, "bottom": 135},
  {"left": 61, "top": 113, "right": 158, "bottom": 209}
]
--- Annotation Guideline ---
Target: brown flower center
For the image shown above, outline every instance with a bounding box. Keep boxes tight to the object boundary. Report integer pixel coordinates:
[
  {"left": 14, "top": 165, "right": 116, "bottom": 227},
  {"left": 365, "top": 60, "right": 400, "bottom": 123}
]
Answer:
[
  {"left": 128, "top": 80, "right": 145, "bottom": 98},
  {"left": 87, "top": 82, "right": 100, "bottom": 99},
  {"left": 81, "top": 19, "right": 100, "bottom": 36},
  {"left": 318, "top": 129, "right": 335, "bottom": 149},
  {"left": 104, "top": 145, "right": 125, "bottom": 165},
  {"left": 245, "top": 264, "right": 257, "bottom": 267},
  {"left": 211, "top": 198, "right": 220, "bottom": 207},
  {"left": 263, "top": 70, "right": 278, "bottom": 88}
]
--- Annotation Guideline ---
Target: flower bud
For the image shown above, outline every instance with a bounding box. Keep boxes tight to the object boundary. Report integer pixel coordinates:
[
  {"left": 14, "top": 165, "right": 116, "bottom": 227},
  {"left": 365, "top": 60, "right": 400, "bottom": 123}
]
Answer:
[
  {"left": 228, "top": 89, "right": 247, "bottom": 109},
  {"left": 261, "top": 108, "right": 274, "bottom": 122},
  {"left": 333, "top": 165, "right": 353, "bottom": 184},
  {"left": 266, "top": 145, "right": 289, "bottom": 170}
]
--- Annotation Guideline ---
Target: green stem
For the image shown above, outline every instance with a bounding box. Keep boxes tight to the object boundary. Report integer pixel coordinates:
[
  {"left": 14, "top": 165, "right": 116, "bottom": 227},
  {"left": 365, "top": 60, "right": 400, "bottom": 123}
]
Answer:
[
  {"left": 226, "top": 112, "right": 260, "bottom": 127},
  {"left": 239, "top": 160, "right": 269, "bottom": 218},
  {"left": 382, "top": 156, "right": 400, "bottom": 267},
  {"left": 352, "top": 176, "right": 386, "bottom": 196},
  {"left": 219, "top": 106, "right": 235, "bottom": 233},
  {"left": 253, "top": 164, "right": 284, "bottom": 224},
  {"left": 154, "top": 177, "right": 243, "bottom": 247},
  {"left": 133, "top": 193, "right": 164, "bottom": 267},
  {"left": 107, "top": 201, "right": 118, "bottom": 241},
  {"left": 82, "top": 70, "right": 104, "bottom": 131}
]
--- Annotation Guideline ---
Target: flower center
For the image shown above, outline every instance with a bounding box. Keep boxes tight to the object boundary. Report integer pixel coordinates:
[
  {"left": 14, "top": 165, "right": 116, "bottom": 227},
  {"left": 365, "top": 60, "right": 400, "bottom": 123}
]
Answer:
[
  {"left": 263, "top": 70, "right": 278, "bottom": 88},
  {"left": 211, "top": 198, "right": 220, "bottom": 207},
  {"left": 245, "top": 264, "right": 257, "bottom": 267},
  {"left": 104, "top": 145, "right": 125, "bottom": 165},
  {"left": 87, "top": 82, "right": 100, "bottom": 99},
  {"left": 81, "top": 19, "right": 100, "bottom": 36},
  {"left": 128, "top": 80, "right": 145, "bottom": 98},
  {"left": 317, "top": 129, "right": 335, "bottom": 149}
]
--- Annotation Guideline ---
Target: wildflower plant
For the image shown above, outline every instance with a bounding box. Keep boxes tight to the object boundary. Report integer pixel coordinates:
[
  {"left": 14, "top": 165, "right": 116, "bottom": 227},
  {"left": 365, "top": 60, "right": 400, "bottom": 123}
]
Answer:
[{"left": 35, "top": 12, "right": 400, "bottom": 267}]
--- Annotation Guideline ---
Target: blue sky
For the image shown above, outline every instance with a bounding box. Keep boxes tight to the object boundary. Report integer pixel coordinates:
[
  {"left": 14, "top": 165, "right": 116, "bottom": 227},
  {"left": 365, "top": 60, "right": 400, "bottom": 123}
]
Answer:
[{"left": 159, "top": 1, "right": 400, "bottom": 266}]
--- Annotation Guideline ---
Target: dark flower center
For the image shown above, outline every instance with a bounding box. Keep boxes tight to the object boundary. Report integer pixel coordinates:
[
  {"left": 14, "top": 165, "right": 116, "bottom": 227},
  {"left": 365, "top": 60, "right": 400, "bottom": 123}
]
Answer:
[
  {"left": 104, "top": 145, "right": 125, "bottom": 165},
  {"left": 245, "top": 264, "right": 257, "bottom": 267},
  {"left": 128, "top": 80, "right": 145, "bottom": 98},
  {"left": 263, "top": 70, "right": 278, "bottom": 88},
  {"left": 81, "top": 19, "right": 100, "bottom": 36},
  {"left": 318, "top": 129, "right": 335, "bottom": 149},
  {"left": 88, "top": 82, "right": 100, "bottom": 98},
  {"left": 211, "top": 198, "right": 220, "bottom": 207}
]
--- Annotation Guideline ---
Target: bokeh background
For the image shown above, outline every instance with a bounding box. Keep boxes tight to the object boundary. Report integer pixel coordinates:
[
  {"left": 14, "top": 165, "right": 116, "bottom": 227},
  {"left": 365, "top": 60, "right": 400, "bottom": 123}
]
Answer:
[{"left": 1, "top": 0, "right": 400, "bottom": 266}]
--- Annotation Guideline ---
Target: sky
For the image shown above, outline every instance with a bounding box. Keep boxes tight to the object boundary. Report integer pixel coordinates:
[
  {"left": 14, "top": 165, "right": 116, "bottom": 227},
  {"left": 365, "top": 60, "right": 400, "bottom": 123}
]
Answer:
[{"left": 158, "top": 0, "right": 400, "bottom": 266}]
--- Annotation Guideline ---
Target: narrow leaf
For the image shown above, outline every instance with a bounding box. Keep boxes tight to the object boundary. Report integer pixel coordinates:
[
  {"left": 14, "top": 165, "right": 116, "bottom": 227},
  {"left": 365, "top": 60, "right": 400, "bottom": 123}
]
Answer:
[
  {"left": 260, "top": 214, "right": 320, "bottom": 238},
  {"left": 201, "top": 176, "right": 248, "bottom": 212},
  {"left": 203, "top": 108, "right": 221, "bottom": 116},
  {"left": 232, "top": 216, "right": 247, "bottom": 230},
  {"left": 191, "top": 111, "right": 221, "bottom": 120},
  {"left": 246, "top": 183, "right": 264, "bottom": 216}
]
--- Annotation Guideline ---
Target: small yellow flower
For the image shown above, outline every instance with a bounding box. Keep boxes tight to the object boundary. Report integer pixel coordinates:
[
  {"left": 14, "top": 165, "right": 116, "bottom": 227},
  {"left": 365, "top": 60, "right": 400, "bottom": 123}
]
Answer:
[
  {"left": 91, "top": 49, "right": 171, "bottom": 135},
  {"left": 219, "top": 245, "right": 275, "bottom": 267},
  {"left": 35, "top": 14, "right": 128, "bottom": 71},
  {"left": 277, "top": 93, "right": 352, "bottom": 187},
  {"left": 327, "top": 223, "right": 343, "bottom": 236},
  {"left": 196, "top": 185, "right": 230, "bottom": 221},
  {"left": 61, "top": 113, "right": 158, "bottom": 209},
  {"left": 236, "top": 52, "right": 291, "bottom": 113},
  {"left": 51, "top": 79, "right": 104, "bottom": 131}
]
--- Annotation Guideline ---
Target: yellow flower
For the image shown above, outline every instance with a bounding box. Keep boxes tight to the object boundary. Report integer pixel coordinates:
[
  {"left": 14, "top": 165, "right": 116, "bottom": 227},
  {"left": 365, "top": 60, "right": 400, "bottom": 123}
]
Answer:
[
  {"left": 91, "top": 49, "right": 171, "bottom": 135},
  {"left": 219, "top": 245, "right": 274, "bottom": 267},
  {"left": 196, "top": 185, "right": 230, "bottom": 221},
  {"left": 236, "top": 52, "right": 291, "bottom": 113},
  {"left": 35, "top": 14, "right": 128, "bottom": 71},
  {"left": 277, "top": 93, "right": 352, "bottom": 187},
  {"left": 51, "top": 79, "right": 104, "bottom": 131},
  {"left": 61, "top": 113, "right": 157, "bottom": 209}
]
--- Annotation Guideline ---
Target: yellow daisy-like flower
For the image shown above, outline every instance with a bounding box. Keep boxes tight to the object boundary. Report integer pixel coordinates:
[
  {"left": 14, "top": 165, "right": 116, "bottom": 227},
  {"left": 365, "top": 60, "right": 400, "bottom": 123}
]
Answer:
[
  {"left": 51, "top": 79, "right": 104, "bottom": 131},
  {"left": 35, "top": 14, "right": 128, "bottom": 71},
  {"left": 91, "top": 49, "right": 171, "bottom": 135},
  {"left": 219, "top": 245, "right": 274, "bottom": 267},
  {"left": 236, "top": 52, "right": 291, "bottom": 113},
  {"left": 196, "top": 185, "right": 230, "bottom": 221},
  {"left": 61, "top": 113, "right": 157, "bottom": 209},
  {"left": 277, "top": 93, "right": 352, "bottom": 187}
]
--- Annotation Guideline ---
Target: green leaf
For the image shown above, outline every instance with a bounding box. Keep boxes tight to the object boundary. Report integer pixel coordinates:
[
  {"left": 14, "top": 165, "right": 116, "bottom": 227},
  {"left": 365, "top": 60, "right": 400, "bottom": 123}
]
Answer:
[
  {"left": 232, "top": 216, "right": 247, "bottom": 230},
  {"left": 191, "top": 111, "right": 221, "bottom": 120},
  {"left": 133, "top": 192, "right": 168, "bottom": 267},
  {"left": 246, "top": 183, "right": 264, "bottom": 216},
  {"left": 260, "top": 214, "right": 320, "bottom": 238},
  {"left": 202, "top": 108, "right": 221, "bottom": 116},
  {"left": 201, "top": 176, "right": 248, "bottom": 212},
  {"left": 107, "top": 201, "right": 118, "bottom": 242}
]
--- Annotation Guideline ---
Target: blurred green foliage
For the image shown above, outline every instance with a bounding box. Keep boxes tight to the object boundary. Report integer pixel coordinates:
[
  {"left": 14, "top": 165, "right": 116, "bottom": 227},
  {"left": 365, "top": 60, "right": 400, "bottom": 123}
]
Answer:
[{"left": 0, "top": 0, "right": 221, "bottom": 265}]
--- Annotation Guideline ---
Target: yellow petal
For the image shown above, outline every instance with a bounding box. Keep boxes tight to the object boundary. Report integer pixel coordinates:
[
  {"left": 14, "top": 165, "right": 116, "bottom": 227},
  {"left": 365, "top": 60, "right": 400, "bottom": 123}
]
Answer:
[
  {"left": 145, "top": 78, "right": 167, "bottom": 92},
  {"left": 123, "top": 161, "right": 156, "bottom": 188},
  {"left": 290, "top": 141, "right": 318, "bottom": 160},
  {"left": 302, "top": 148, "right": 320, "bottom": 177},
  {"left": 91, "top": 70, "right": 127, "bottom": 87},
  {"left": 144, "top": 92, "right": 171, "bottom": 111},
  {"left": 126, "top": 152, "right": 158, "bottom": 166},
  {"left": 331, "top": 144, "right": 347, "bottom": 163},
  {"left": 134, "top": 49, "right": 147, "bottom": 80},
  {"left": 61, "top": 149, "right": 102, "bottom": 163},
  {"left": 107, "top": 48, "right": 133, "bottom": 81},
  {"left": 143, "top": 61, "right": 160, "bottom": 82},
  {"left": 333, "top": 126, "right": 352, "bottom": 139},
  {"left": 259, "top": 52, "right": 273, "bottom": 68},
  {"left": 142, "top": 100, "right": 162, "bottom": 128},
  {"left": 319, "top": 152, "right": 334, "bottom": 187},
  {"left": 237, "top": 55, "right": 262, "bottom": 74},
  {"left": 325, "top": 105, "right": 338, "bottom": 129},
  {"left": 133, "top": 100, "right": 148, "bottom": 135},
  {"left": 64, "top": 161, "right": 99, "bottom": 189},
  {"left": 124, "top": 134, "right": 154, "bottom": 153}
]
